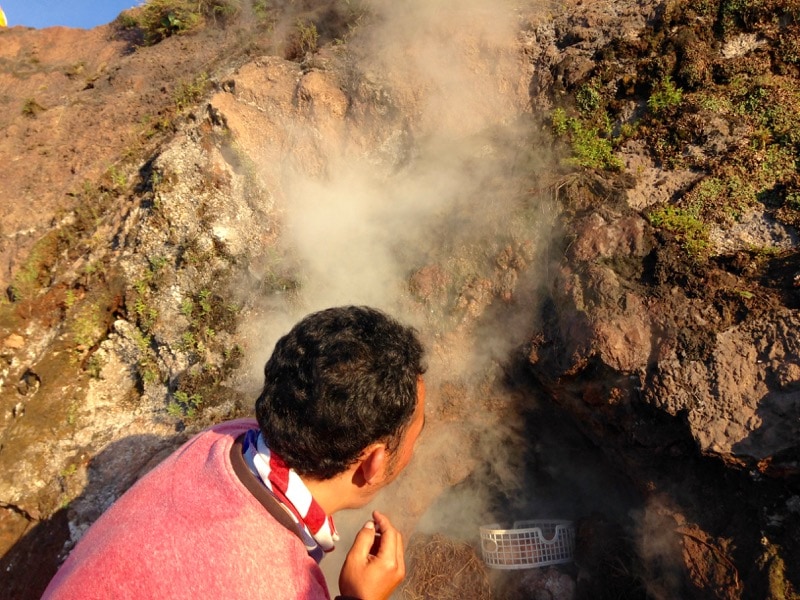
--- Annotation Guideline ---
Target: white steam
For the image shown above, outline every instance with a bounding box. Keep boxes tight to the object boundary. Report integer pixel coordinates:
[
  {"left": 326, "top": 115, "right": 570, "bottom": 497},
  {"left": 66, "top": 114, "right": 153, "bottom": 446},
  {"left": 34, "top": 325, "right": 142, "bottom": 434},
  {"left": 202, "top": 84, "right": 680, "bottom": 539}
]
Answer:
[
  {"left": 234, "top": 0, "right": 557, "bottom": 590},
  {"left": 273, "top": 0, "right": 533, "bottom": 316}
]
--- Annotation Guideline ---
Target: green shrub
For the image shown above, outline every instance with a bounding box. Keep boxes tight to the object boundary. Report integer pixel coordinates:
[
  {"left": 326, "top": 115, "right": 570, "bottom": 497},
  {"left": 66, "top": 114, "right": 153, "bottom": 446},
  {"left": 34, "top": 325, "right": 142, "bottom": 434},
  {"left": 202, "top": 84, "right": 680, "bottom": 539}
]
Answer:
[
  {"left": 718, "top": 0, "right": 794, "bottom": 34},
  {"left": 7, "top": 232, "right": 60, "bottom": 301},
  {"left": 576, "top": 83, "right": 602, "bottom": 115},
  {"left": 140, "top": 0, "right": 241, "bottom": 44},
  {"left": 648, "top": 76, "right": 683, "bottom": 114},
  {"left": 105, "top": 165, "right": 128, "bottom": 190},
  {"left": 551, "top": 109, "right": 623, "bottom": 171},
  {"left": 287, "top": 18, "right": 319, "bottom": 58},
  {"left": 205, "top": 0, "right": 240, "bottom": 22},
  {"left": 70, "top": 303, "right": 106, "bottom": 349},
  {"left": 140, "top": 0, "right": 198, "bottom": 42},
  {"left": 696, "top": 92, "right": 732, "bottom": 113}
]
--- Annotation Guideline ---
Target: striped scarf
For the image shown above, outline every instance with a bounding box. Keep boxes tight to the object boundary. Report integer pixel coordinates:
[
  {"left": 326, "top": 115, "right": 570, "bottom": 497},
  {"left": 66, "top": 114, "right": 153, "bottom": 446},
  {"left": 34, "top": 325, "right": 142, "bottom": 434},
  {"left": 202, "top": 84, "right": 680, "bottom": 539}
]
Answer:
[{"left": 241, "top": 429, "right": 338, "bottom": 563}]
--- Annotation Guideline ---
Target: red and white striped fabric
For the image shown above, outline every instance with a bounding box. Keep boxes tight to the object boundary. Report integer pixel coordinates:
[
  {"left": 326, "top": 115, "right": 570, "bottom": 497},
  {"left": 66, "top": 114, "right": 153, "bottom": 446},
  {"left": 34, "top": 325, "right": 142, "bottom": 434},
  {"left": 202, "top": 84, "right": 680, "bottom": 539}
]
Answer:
[{"left": 242, "top": 429, "right": 338, "bottom": 562}]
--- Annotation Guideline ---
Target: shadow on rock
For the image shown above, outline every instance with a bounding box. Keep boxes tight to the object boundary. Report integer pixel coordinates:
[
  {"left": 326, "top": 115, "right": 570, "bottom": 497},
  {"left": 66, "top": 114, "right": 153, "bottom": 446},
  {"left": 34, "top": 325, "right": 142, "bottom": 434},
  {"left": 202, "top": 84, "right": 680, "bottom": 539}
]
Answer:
[
  {"left": 0, "top": 433, "right": 183, "bottom": 600},
  {"left": 731, "top": 390, "right": 800, "bottom": 596},
  {"left": 732, "top": 388, "right": 800, "bottom": 478}
]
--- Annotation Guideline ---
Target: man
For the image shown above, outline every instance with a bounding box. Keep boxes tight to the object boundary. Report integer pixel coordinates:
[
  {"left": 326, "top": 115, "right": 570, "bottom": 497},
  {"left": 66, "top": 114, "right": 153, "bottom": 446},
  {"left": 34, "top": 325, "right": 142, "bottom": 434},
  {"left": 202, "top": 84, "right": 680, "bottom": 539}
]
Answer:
[{"left": 43, "top": 305, "right": 426, "bottom": 600}]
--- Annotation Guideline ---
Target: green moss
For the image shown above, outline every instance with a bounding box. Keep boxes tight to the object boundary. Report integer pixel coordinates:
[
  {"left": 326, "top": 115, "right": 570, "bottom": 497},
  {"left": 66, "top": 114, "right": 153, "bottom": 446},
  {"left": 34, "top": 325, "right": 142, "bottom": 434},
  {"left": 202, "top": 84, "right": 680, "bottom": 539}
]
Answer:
[
  {"left": 742, "top": 81, "right": 800, "bottom": 147},
  {"left": 787, "top": 191, "right": 800, "bottom": 209},
  {"left": 648, "top": 205, "right": 710, "bottom": 258},
  {"left": 691, "top": 175, "right": 754, "bottom": 213},
  {"left": 696, "top": 92, "right": 733, "bottom": 113},
  {"left": 761, "top": 145, "right": 796, "bottom": 182},
  {"left": 570, "top": 123, "right": 624, "bottom": 171},
  {"left": 69, "top": 303, "right": 106, "bottom": 350}
]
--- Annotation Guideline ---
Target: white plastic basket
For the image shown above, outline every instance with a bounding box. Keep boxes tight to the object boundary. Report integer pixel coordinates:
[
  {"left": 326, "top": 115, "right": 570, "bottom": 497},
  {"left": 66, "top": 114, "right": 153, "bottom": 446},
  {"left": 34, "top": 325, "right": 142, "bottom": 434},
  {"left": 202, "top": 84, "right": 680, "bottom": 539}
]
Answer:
[{"left": 479, "top": 520, "right": 575, "bottom": 570}]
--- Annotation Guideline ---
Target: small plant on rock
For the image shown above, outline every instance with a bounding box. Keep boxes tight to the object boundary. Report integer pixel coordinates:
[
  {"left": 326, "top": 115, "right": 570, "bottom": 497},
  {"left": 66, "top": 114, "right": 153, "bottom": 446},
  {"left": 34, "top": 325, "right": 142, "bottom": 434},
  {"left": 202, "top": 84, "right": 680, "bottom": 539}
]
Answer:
[
  {"left": 648, "top": 76, "right": 683, "bottom": 114},
  {"left": 174, "top": 72, "right": 211, "bottom": 112},
  {"left": 286, "top": 18, "right": 319, "bottom": 59},
  {"left": 551, "top": 108, "right": 624, "bottom": 171},
  {"left": 648, "top": 204, "right": 709, "bottom": 258},
  {"left": 167, "top": 389, "right": 203, "bottom": 418}
]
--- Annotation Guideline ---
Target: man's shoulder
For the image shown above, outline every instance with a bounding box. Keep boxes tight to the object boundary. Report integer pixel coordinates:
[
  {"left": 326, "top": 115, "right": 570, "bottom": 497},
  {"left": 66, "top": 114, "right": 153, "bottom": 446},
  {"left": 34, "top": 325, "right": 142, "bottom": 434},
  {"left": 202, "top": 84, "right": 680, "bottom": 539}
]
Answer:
[
  {"left": 171, "top": 417, "right": 258, "bottom": 462},
  {"left": 42, "top": 416, "right": 330, "bottom": 600},
  {"left": 205, "top": 417, "right": 259, "bottom": 436}
]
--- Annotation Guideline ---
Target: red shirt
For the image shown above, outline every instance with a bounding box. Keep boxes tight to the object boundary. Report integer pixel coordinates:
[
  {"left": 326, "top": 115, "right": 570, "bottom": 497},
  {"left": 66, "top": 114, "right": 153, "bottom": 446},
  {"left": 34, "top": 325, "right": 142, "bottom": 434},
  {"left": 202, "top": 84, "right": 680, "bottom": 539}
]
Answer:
[{"left": 43, "top": 419, "right": 330, "bottom": 599}]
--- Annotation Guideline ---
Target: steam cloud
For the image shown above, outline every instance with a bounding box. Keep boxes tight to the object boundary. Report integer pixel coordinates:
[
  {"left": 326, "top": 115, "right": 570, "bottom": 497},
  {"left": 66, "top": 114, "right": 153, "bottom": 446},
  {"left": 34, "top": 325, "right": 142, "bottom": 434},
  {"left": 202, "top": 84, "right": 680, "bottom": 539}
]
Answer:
[{"left": 236, "top": 0, "right": 559, "bottom": 588}]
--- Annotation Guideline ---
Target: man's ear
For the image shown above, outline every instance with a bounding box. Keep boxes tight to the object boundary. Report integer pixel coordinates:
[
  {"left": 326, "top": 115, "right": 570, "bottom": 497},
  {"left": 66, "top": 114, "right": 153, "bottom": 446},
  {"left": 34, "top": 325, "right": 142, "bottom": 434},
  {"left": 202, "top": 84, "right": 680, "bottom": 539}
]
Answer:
[{"left": 359, "top": 444, "right": 388, "bottom": 485}]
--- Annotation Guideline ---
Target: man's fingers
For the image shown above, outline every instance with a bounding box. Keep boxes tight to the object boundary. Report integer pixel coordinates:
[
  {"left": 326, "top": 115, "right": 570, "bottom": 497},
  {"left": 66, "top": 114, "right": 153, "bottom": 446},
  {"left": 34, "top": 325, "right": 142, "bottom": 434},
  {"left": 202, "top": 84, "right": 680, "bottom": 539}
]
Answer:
[
  {"left": 349, "top": 520, "right": 377, "bottom": 560},
  {"left": 371, "top": 511, "right": 402, "bottom": 566},
  {"left": 339, "top": 513, "right": 406, "bottom": 600}
]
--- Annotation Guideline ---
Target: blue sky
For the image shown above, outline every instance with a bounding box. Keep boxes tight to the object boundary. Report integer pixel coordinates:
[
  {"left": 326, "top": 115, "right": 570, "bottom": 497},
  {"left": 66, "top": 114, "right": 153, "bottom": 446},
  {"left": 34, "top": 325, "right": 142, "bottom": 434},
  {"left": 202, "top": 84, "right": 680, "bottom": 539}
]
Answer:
[{"left": 2, "top": 0, "right": 140, "bottom": 29}]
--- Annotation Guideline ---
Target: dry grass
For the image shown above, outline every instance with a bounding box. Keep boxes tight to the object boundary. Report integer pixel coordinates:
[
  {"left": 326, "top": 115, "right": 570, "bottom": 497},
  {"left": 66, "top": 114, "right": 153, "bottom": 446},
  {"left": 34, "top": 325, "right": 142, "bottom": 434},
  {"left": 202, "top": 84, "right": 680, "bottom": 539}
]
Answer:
[{"left": 401, "top": 533, "right": 492, "bottom": 600}]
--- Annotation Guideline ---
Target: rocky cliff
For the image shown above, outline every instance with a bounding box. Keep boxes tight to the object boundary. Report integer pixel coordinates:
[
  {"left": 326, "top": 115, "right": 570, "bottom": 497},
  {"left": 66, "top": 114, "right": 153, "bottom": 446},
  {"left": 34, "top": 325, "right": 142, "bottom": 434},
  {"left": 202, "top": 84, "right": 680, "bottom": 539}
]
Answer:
[{"left": 0, "top": 1, "right": 798, "bottom": 599}]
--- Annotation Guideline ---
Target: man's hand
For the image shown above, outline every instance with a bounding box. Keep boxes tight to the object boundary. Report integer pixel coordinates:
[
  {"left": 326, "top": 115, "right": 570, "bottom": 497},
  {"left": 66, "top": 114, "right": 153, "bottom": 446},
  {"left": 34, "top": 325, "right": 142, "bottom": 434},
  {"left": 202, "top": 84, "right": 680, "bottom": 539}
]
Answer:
[{"left": 338, "top": 511, "right": 405, "bottom": 600}]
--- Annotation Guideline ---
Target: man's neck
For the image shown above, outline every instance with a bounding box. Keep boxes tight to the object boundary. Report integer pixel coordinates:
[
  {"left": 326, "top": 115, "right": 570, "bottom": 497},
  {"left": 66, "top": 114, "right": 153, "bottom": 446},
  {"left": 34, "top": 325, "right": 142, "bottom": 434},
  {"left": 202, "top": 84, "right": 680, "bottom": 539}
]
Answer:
[{"left": 301, "top": 470, "right": 358, "bottom": 515}]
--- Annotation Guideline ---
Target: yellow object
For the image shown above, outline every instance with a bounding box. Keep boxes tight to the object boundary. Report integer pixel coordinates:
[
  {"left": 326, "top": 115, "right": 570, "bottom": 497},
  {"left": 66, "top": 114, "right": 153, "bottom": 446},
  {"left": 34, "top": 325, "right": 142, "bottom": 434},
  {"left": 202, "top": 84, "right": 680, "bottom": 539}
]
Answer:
[{"left": 0, "top": 6, "right": 6, "bottom": 27}]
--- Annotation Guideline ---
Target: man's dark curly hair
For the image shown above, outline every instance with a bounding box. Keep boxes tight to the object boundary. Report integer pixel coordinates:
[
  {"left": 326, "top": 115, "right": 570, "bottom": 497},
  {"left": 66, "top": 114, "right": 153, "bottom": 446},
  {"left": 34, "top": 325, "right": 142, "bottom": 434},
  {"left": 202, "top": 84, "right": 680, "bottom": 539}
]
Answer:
[{"left": 255, "top": 306, "right": 426, "bottom": 480}]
